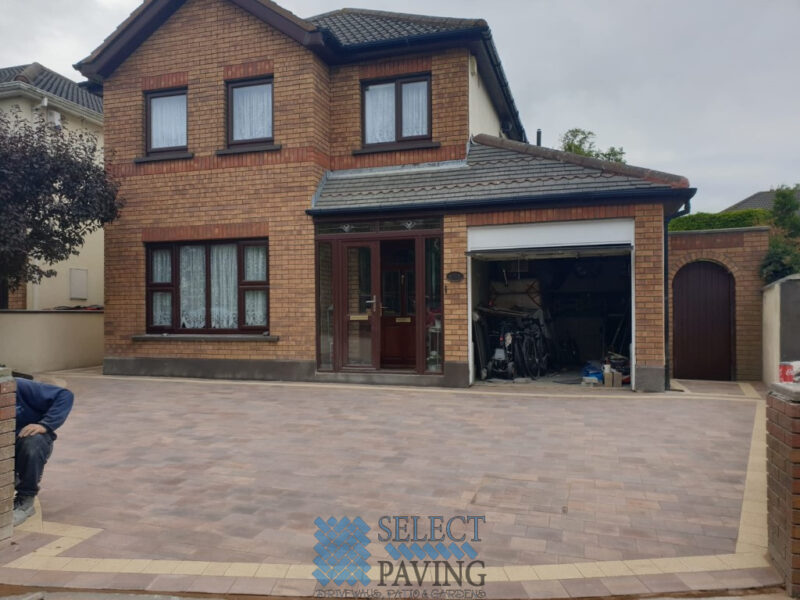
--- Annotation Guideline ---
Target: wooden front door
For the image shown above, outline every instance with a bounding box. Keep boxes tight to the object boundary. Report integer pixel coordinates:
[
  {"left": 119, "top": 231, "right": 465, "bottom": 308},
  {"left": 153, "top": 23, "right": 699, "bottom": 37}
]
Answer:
[
  {"left": 380, "top": 240, "right": 416, "bottom": 368},
  {"left": 673, "top": 261, "right": 734, "bottom": 380}
]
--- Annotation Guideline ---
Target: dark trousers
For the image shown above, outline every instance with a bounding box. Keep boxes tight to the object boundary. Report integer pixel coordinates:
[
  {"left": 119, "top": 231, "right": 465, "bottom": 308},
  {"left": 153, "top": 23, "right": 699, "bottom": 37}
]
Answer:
[{"left": 15, "top": 433, "right": 54, "bottom": 497}]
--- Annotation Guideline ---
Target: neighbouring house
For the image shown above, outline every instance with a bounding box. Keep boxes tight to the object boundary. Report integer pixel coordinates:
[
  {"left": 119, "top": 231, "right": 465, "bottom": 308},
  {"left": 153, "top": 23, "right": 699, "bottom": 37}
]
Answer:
[
  {"left": 0, "top": 62, "right": 105, "bottom": 373},
  {"left": 75, "top": 0, "right": 695, "bottom": 391}
]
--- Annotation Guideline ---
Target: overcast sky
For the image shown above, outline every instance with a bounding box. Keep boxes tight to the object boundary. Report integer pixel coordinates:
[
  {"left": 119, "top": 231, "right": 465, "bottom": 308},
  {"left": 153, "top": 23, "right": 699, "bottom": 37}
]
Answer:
[{"left": 1, "top": 0, "right": 798, "bottom": 212}]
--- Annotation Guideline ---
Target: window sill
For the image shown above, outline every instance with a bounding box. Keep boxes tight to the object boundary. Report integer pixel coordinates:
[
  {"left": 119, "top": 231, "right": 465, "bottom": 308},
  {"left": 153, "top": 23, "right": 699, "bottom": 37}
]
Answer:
[
  {"left": 352, "top": 141, "right": 440, "bottom": 156},
  {"left": 133, "top": 333, "right": 279, "bottom": 342},
  {"left": 134, "top": 151, "right": 194, "bottom": 164},
  {"left": 215, "top": 143, "right": 281, "bottom": 156}
]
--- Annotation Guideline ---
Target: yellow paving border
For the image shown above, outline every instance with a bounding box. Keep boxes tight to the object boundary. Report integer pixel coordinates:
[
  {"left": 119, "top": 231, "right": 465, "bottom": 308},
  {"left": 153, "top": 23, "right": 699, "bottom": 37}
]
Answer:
[{"left": 3, "top": 378, "right": 771, "bottom": 588}]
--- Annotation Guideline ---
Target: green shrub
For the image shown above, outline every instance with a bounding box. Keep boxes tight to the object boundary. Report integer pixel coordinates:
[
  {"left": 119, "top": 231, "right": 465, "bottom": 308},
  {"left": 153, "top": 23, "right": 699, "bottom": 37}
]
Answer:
[
  {"left": 761, "top": 235, "right": 800, "bottom": 284},
  {"left": 668, "top": 209, "right": 771, "bottom": 232}
]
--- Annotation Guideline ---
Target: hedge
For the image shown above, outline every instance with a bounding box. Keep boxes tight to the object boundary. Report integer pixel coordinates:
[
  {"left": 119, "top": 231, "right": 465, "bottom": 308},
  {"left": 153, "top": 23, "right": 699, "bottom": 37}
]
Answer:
[{"left": 668, "top": 209, "right": 771, "bottom": 232}]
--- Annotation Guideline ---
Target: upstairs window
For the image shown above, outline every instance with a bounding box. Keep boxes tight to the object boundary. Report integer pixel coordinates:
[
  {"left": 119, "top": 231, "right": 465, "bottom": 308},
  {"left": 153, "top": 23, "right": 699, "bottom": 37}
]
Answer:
[
  {"left": 362, "top": 75, "right": 430, "bottom": 146},
  {"left": 146, "top": 89, "right": 187, "bottom": 153},
  {"left": 146, "top": 240, "right": 269, "bottom": 333},
  {"left": 228, "top": 78, "right": 273, "bottom": 146}
]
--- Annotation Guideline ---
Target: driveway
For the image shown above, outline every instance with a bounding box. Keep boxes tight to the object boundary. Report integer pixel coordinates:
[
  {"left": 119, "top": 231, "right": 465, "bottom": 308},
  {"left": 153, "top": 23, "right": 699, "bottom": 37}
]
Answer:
[{"left": 0, "top": 372, "right": 778, "bottom": 598}]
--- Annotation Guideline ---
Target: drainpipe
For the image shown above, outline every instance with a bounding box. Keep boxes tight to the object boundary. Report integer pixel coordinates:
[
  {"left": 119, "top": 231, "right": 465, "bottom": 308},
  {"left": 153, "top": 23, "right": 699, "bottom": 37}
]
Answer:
[{"left": 663, "top": 200, "right": 691, "bottom": 391}]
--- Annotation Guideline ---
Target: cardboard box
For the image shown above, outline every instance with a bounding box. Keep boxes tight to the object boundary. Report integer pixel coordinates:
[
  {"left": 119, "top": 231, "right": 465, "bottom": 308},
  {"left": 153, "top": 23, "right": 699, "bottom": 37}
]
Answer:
[{"left": 612, "top": 370, "right": 622, "bottom": 387}]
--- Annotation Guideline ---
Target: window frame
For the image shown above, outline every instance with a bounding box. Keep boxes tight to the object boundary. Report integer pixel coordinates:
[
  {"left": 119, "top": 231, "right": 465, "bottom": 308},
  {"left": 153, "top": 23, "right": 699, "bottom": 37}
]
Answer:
[
  {"left": 361, "top": 73, "right": 432, "bottom": 148},
  {"left": 226, "top": 76, "right": 275, "bottom": 148},
  {"left": 145, "top": 239, "right": 269, "bottom": 334},
  {"left": 145, "top": 88, "right": 188, "bottom": 155}
]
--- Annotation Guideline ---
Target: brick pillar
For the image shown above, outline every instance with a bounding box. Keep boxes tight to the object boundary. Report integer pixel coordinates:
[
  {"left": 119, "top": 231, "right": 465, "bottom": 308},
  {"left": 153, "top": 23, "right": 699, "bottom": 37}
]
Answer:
[
  {"left": 0, "top": 368, "right": 15, "bottom": 541},
  {"left": 767, "top": 382, "right": 800, "bottom": 595}
]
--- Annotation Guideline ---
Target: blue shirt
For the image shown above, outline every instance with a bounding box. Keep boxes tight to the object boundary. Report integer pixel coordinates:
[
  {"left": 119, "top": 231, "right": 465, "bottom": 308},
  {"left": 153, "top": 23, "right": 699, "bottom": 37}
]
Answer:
[{"left": 15, "top": 378, "right": 73, "bottom": 437}]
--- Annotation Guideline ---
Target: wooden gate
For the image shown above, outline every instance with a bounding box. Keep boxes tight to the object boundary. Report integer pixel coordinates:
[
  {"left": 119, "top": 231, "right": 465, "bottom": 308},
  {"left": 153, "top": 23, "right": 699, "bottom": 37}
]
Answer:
[{"left": 673, "top": 261, "right": 735, "bottom": 380}]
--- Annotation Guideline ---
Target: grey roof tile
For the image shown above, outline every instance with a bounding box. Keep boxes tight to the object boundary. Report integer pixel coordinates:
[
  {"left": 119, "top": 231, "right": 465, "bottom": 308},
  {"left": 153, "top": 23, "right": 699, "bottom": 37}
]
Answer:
[
  {"left": 0, "top": 63, "right": 102, "bottom": 114},
  {"left": 312, "top": 135, "right": 689, "bottom": 213},
  {"left": 308, "top": 8, "right": 484, "bottom": 47}
]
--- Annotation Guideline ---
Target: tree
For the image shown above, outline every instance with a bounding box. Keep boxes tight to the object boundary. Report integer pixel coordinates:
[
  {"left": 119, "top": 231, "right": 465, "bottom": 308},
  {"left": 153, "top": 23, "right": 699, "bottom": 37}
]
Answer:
[
  {"left": 559, "top": 128, "right": 626, "bottom": 163},
  {"left": 760, "top": 185, "right": 800, "bottom": 284},
  {"left": 0, "top": 109, "right": 122, "bottom": 290}
]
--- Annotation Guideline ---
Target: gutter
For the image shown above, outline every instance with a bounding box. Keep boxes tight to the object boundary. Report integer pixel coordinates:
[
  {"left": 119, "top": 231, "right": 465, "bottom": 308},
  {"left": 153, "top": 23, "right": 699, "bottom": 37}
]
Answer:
[
  {"left": 307, "top": 186, "right": 697, "bottom": 217},
  {"left": 0, "top": 81, "right": 103, "bottom": 126}
]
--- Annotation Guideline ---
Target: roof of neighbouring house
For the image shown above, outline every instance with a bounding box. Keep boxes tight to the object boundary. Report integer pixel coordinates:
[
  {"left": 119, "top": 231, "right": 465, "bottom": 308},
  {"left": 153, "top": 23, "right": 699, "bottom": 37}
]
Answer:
[
  {"left": 74, "top": 0, "right": 525, "bottom": 141},
  {"left": 309, "top": 134, "right": 694, "bottom": 215},
  {"left": 307, "top": 8, "right": 487, "bottom": 48},
  {"left": 0, "top": 63, "right": 103, "bottom": 114},
  {"left": 722, "top": 190, "right": 779, "bottom": 212}
]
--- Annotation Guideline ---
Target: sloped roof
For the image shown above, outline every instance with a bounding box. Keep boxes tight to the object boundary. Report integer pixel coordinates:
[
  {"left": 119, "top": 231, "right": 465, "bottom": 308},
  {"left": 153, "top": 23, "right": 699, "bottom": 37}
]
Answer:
[
  {"left": 310, "top": 134, "right": 693, "bottom": 215},
  {"left": 308, "top": 9, "right": 486, "bottom": 48},
  {"left": 0, "top": 63, "right": 102, "bottom": 114},
  {"left": 74, "top": 0, "right": 525, "bottom": 140}
]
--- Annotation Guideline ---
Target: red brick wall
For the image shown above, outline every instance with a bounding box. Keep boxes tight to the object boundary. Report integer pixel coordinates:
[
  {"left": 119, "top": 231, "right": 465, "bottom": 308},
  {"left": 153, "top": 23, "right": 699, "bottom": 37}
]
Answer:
[
  {"left": 668, "top": 227, "right": 769, "bottom": 381},
  {"left": 7, "top": 287, "right": 26, "bottom": 310},
  {"left": 463, "top": 203, "right": 667, "bottom": 374},
  {"left": 0, "top": 371, "right": 15, "bottom": 540},
  {"left": 767, "top": 385, "right": 800, "bottom": 595}
]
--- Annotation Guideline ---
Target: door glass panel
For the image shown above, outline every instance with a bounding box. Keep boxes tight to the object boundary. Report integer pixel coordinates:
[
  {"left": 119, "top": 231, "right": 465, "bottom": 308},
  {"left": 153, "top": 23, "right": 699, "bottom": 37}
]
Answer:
[
  {"left": 317, "top": 243, "right": 334, "bottom": 370},
  {"left": 425, "top": 237, "right": 443, "bottom": 373},
  {"left": 347, "top": 246, "right": 373, "bottom": 366}
]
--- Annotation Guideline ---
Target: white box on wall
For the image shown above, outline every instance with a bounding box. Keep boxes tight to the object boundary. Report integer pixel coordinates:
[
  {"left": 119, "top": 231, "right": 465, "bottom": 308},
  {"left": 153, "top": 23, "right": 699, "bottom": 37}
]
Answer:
[{"left": 69, "top": 268, "right": 88, "bottom": 301}]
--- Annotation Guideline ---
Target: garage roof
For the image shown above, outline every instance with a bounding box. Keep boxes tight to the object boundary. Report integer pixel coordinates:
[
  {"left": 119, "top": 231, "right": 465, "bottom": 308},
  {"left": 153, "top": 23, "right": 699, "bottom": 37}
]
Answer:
[{"left": 309, "top": 134, "right": 694, "bottom": 216}]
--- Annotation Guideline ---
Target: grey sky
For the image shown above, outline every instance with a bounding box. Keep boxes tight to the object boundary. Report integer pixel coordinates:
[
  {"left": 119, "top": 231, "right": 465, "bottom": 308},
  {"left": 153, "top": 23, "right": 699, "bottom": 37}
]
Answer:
[{"left": 1, "top": 0, "right": 797, "bottom": 212}]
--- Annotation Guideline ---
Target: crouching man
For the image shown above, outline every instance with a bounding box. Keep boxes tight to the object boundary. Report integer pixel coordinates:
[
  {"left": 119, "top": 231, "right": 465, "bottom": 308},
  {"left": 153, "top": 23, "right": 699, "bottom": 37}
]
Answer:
[{"left": 13, "top": 378, "right": 73, "bottom": 526}]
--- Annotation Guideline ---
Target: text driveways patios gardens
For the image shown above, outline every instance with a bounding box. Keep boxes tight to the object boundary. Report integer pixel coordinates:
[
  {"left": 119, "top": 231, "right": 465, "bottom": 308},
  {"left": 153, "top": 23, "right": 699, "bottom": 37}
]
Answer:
[{"left": 0, "top": 373, "right": 778, "bottom": 597}]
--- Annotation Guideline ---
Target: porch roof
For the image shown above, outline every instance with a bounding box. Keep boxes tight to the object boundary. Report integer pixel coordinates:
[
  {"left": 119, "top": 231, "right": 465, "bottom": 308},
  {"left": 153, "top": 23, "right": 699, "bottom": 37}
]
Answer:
[{"left": 309, "top": 135, "right": 695, "bottom": 216}]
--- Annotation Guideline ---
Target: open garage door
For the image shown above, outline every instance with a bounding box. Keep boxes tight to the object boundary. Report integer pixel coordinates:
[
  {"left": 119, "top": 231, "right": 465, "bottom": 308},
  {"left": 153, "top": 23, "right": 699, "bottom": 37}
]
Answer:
[{"left": 467, "top": 219, "right": 636, "bottom": 389}]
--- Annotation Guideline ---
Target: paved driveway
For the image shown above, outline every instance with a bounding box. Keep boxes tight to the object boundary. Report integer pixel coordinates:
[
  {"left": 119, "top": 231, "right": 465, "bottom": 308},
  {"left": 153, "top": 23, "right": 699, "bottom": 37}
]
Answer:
[{"left": 0, "top": 373, "right": 778, "bottom": 598}]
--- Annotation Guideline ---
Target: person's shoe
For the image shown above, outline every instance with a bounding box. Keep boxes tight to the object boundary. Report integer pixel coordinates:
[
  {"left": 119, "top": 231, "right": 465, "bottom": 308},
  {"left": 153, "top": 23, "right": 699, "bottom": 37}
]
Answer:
[{"left": 12, "top": 495, "right": 35, "bottom": 526}]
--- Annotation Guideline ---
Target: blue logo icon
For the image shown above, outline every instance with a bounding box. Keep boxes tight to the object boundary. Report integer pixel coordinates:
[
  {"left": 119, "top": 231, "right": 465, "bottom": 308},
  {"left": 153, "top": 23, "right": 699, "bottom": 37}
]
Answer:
[{"left": 313, "top": 517, "right": 371, "bottom": 586}]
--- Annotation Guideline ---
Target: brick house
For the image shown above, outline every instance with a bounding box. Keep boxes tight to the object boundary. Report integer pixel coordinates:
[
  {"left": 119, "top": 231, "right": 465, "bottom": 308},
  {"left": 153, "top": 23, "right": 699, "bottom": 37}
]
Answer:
[{"left": 76, "top": 0, "right": 695, "bottom": 392}]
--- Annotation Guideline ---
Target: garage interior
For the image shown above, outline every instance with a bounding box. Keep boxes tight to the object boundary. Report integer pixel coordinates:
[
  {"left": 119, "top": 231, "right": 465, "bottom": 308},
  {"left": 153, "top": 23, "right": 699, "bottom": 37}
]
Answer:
[{"left": 470, "top": 246, "right": 633, "bottom": 386}]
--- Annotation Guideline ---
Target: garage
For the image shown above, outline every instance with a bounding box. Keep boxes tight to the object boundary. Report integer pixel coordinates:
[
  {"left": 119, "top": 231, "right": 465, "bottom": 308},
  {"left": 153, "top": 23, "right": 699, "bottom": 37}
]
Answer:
[{"left": 467, "top": 218, "right": 636, "bottom": 389}]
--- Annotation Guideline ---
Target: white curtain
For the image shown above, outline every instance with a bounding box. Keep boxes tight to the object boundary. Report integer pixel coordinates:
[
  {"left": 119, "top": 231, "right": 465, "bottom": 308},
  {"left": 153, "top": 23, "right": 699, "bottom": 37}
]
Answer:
[
  {"left": 180, "top": 246, "right": 206, "bottom": 328},
  {"left": 364, "top": 82, "right": 395, "bottom": 143},
  {"left": 244, "top": 245, "right": 267, "bottom": 281},
  {"left": 244, "top": 290, "right": 267, "bottom": 326},
  {"left": 152, "top": 249, "right": 171, "bottom": 283},
  {"left": 150, "top": 94, "right": 187, "bottom": 149},
  {"left": 233, "top": 83, "right": 272, "bottom": 141},
  {"left": 211, "top": 244, "right": 238, "bottom": 329},
  {"left": 152, "top": 292, "right": 172, "bottom": 327},
  {"left": 402, "top": 81, "right": 428, "bottom": 137}
]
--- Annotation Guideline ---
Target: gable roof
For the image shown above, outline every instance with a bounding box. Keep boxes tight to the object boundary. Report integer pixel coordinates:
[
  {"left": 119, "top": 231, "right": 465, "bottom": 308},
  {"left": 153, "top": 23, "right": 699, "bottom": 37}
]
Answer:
[
  {"left": 309, "top": 134, "right": 694, "bottom": 216},
  {"left": 74, "top": 0, "right": 525, "bottom": 141},
  {"left": 0, "top": 63, "right": 102, "bottom": 115}
]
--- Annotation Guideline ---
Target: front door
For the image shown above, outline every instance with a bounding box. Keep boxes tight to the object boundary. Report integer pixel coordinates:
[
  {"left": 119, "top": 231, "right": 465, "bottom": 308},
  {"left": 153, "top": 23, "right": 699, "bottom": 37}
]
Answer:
[
  {"left": 342, "top": 243, "right": 380, "bottom": 369},
  {"left": 380, "top": 240, "right": 416, "bottom": 369}
]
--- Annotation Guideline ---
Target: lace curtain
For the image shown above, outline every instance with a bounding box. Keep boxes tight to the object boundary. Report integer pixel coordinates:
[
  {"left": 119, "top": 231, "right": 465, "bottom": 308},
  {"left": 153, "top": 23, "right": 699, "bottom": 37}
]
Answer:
[
  {"left": 180, "top": 246, "right": 206, "bottom": 328},
  {"left": 233, "top": 83, "right": 272, "bottom": 141},
  {"left": 152, "top": 292, "right": 172, "bottom": 326},
  {"left": 152, "top": 249, "right": 171, "bottom": 283},
  {"left": 244, "top": 245, "right": 267, "bottom": 281},
  {"left": 211, "top": 244, "right": 238, "bottom": 328},
  {"left": 244, "top": 290, "right": 267, "bottom": 326},
  {"left": 150, "top": 94, "right": 187, "bottom": 149},
  {"left": 364, "top": 82, "right": 395, "bottom": 144},
  {"left": 401, "top": 81, "right": 428, "bottom": 137}
]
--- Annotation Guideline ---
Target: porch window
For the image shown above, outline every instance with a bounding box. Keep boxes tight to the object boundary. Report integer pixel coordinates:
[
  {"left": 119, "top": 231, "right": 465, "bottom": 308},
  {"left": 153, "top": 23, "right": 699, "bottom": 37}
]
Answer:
[
  {"left": 146, "top": 89, "right": 187, "bottom": 153},
  {"left": 363, "top": 75, "right": 430, "bottom": 146},
  {"left": 227, "top": 78, "right": 273, "bottom": 146},
  {"left": 146, "top": 240, "right": 269, "bottom": 333}
]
